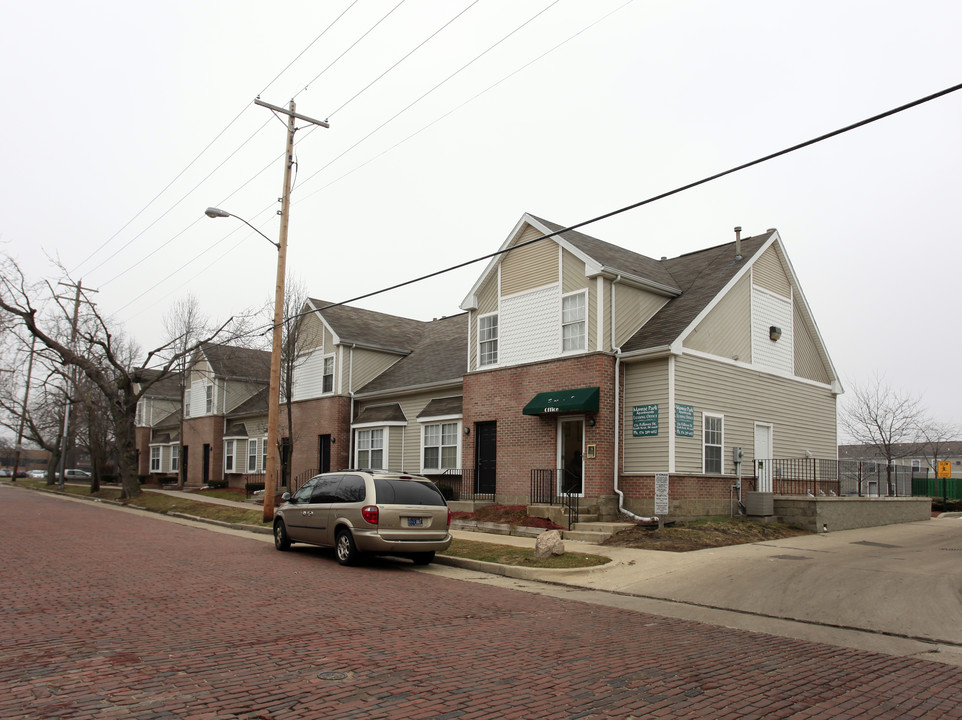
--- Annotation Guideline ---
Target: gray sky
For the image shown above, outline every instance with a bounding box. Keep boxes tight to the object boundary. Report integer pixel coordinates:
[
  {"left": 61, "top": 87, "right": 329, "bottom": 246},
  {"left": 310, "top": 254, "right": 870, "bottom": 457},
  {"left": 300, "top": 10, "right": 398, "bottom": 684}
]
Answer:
[{"left": 2, "top": 0, "right": 959, "bottom": 430}]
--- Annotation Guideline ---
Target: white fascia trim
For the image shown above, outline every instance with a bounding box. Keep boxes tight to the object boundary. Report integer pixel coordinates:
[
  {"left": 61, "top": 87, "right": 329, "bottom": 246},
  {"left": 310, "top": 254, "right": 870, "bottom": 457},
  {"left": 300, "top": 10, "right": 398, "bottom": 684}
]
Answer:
[
  {"left": 618, "top": 345, "right": 677, "bottom": 362},
  {"left": 500, "top": 280, "right": 559, "bottom": 302},
  {"left": 768, "top": 233, "right": 844, "bottom": 395},
  {"left": 351, "top": 420, "right": 408, "bottom": 429},
  {"left": 353, "top": 380, "right": 463, "bottom": 401},
  {"left": 597, "top": 266, "right": 680, "bottom": 297},
  {"left": 682, "top": 347, "right": 838, "bottom": 392},
  {"left": 674, "top": 234, "right": 777, "bottom": 349},
  {"left": 461, "top": 215, "right": 536, "bottom": 310},
  {"left": 417, "top": 414, "right": 463, "bottom": 424}
]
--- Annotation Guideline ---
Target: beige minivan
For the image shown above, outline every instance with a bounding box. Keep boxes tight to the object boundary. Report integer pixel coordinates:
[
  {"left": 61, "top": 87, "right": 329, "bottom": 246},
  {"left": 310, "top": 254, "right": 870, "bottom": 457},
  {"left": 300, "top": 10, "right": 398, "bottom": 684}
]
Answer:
[{"left": 273, "top": 470, "right": 452, "bottom": 566}]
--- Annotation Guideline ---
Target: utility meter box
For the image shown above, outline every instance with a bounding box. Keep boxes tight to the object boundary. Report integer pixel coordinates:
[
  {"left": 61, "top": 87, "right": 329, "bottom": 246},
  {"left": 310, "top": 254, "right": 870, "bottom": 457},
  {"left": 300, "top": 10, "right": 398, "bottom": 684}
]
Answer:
[{"left": 732, "top": 447, "right": 744, "bottom": 463}]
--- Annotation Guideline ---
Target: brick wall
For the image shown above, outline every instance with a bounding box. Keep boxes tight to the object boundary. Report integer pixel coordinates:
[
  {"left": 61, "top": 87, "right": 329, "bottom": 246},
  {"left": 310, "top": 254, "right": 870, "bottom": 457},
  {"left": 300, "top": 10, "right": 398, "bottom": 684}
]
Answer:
[
  {"left": 462, "top": 354, "right": 616, "bottom": 504},
  {"left": 283, "top": 395, "right": 353, "bottom": 481},
  {"left": 134, "top": 426, "right": 151, "bottom": 477},
  {"left": 182, "top": 416, "right": 223, "bottom": 487},
  {"left": 618, "top": 473, "right": 740, "bottom": 519}
]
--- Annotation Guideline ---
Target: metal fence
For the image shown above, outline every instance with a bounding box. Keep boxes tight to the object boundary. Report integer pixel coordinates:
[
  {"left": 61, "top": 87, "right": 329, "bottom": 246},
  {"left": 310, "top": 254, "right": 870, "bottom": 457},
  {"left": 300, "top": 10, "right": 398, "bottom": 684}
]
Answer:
[
  {"left": 751, "top": 458, "right": 923, "bottom": 497},
  {"left": 423, "top": 468, "right": 494, "bottom": 503},
  {"left": 529, "top": 468, "right": 580, "bottom": 528}
]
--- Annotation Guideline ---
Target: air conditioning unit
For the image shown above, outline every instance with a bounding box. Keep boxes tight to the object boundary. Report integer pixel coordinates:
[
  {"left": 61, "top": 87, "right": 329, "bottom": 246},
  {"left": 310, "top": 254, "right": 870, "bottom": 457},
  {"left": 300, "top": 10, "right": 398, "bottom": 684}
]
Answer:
[{"left": 745, "top": 491, "right": 774, "bottom": 517}]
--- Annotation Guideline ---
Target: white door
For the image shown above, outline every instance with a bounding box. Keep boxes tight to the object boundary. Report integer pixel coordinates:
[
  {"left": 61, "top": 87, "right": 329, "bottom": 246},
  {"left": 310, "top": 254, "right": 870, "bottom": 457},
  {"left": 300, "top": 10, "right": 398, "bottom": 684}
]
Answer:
[{"left": 754, "top": 423, "right": 774, "bottom": 492}]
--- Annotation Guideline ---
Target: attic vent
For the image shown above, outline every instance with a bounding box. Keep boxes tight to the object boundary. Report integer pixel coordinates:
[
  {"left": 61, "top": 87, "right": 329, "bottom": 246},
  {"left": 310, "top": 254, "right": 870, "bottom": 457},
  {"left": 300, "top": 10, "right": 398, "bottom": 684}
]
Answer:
[{"left": 734, "top": 226, "right": 743, "bottom": 261}]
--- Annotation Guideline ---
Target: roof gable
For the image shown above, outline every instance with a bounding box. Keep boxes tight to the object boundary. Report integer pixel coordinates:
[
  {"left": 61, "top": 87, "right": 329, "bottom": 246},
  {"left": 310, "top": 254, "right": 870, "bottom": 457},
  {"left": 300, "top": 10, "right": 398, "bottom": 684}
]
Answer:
[
  {"left": 307, "top": 298, "right": 427, "bottom": 354},
  {"left": 199, "top": 343, "right": 271, "bottom": 382}
]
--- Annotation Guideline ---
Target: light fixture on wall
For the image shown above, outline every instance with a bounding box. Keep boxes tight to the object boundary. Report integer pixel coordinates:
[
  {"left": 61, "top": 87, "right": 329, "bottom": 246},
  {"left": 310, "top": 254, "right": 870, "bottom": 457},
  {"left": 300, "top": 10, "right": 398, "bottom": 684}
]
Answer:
[
  {"left": 464, "top": 427, "right": 470, "bottom": 435},
  {"left": 587, "top": 417, "right": 596, "bottom": 427},
  {"left": 769, "top": 326, "right": 782, "bottom": 342}
]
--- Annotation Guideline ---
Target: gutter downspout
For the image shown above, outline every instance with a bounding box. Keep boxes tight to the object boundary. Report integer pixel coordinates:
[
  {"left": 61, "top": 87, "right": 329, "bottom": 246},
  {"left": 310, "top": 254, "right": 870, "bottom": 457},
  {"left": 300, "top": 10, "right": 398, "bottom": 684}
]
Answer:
[
  {"left": 349, "top": 345, "right": 355, "bottom": 470},
  {"left": 611, "top": 276, "right": 657, "bottom": 523}
]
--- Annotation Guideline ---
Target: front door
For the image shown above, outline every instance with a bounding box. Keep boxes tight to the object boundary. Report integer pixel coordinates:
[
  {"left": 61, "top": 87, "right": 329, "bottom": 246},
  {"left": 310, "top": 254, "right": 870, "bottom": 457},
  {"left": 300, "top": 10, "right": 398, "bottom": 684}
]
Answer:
[
  {"left": 181, "top": 445, "right": 189, "bottom": 486},
  {"left": 475, "top": 422, "right": 496, "bottom": 495},
  {"left": 558, "top": 417, "right": 584, "bottom": 495},
  {"left": 318, "top": 434, "right": 331, "bottom": 474},
  {"left": 754, "top": 423, "right": 773, "bottom": 492},
  {"left": 202, "top": 444, "right": 211, "bottom": 485}
]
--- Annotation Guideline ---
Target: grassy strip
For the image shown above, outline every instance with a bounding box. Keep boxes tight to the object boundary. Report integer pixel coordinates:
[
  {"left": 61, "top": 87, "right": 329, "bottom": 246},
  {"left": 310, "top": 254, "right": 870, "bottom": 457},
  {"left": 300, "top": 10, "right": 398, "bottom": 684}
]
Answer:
[{"left": 440, "top": 538, "right": 610, "bottom": 569}]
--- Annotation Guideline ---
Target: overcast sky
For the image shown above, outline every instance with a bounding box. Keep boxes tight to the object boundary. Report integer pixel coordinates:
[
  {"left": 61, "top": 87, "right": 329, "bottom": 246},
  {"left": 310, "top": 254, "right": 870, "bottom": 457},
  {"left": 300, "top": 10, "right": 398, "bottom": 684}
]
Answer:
[{"left": 2, "top": 0, "right": 959, "bottom": 432}]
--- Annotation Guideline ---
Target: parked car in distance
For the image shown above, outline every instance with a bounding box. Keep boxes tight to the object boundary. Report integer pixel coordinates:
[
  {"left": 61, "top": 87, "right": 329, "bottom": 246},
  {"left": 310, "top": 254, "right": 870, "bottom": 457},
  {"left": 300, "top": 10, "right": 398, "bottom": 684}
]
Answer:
[
  {"left": 0, "top": 469, "right": 11, "bottom": 478},
  {"left": 27, "top": 470, "right": 47, "bottom": 479},
  {"left": 63, "top": 469, "right": 92, "bottom": 479},
  {"left": 273, "top": 470, "right": 452, "bottom": 566}
]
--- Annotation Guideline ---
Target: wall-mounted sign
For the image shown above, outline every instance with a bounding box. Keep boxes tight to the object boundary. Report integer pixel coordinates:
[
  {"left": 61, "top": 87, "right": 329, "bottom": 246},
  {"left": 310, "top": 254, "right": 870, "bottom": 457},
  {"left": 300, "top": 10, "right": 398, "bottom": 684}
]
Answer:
[
  {"left": 632, "top": 404, "right": 659, "bottom": 437},
  {"left": 586, "top": 444, "right": 596, "bottom": 459},
  {"left": 675, "top": 403, "right": 694, "bottom": 437}
]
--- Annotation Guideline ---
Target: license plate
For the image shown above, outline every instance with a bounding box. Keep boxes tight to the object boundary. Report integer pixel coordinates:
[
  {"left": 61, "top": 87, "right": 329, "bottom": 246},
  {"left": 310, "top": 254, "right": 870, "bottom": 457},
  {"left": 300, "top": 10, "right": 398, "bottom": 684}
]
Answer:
[{"left": 407, "top": 517, "right": 423, "bottom": 527}]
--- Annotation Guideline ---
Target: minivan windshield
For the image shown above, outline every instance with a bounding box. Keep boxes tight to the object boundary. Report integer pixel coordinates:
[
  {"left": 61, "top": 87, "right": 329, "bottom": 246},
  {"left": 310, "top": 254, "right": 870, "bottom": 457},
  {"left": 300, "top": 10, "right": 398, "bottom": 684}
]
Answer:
[{"left": 373, "top": 478, "right": 445, "bottom": 506}]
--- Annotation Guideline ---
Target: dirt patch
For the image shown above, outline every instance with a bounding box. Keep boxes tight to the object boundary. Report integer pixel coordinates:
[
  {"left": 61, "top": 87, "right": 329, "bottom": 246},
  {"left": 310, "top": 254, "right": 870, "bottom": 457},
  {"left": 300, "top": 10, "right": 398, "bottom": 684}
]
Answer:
[
  {"left": 602, "top": 518, "right": 810, "bottom": 552},
  {"left": 451, "top": 504, "right": 564, "bottom": 530}
]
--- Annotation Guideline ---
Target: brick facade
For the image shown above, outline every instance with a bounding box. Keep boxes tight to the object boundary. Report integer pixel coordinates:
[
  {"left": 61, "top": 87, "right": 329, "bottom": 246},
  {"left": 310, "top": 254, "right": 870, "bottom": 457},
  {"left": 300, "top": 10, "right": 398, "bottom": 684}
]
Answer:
[
  {"left": 134, "top": 426, "right": 151, "bottom": 477},
  {"left": 182, "top": 416, "right": 223, "bottom": 487},
  {"left": 462, "top": 354, "right": 616, "bottom": 505},
  {"left": 282, "top": 395, "right": 353, "bottom": 482}
]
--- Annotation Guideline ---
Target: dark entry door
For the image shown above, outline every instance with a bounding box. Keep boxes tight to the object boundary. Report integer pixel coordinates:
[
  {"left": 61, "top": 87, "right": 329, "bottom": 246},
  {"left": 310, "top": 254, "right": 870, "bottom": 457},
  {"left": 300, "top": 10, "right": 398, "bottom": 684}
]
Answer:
[
  {"left": 318, "top": 434, "right": 331, "bottom": 474},
  {"left": 202, "top": 444, "right": 211, "bottom": 485},
  {"left": 181, "top": 445, "right": 189, "bottom": 485},
  {"left": 475, "top": 422, "right": 496, "bottom": 495}
]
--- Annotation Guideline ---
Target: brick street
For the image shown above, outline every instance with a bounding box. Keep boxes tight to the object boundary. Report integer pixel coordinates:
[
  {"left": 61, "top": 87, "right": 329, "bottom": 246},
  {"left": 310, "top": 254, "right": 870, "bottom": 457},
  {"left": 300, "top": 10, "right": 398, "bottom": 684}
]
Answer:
[{"left": 2, "top": 488, "right": 961, "bottom": 719}]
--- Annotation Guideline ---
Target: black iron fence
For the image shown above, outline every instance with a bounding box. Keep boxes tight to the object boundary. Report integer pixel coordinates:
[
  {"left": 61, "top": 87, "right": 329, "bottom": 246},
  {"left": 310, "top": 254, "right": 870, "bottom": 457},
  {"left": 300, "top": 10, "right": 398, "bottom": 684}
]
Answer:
[
  {"left": 422, "top": 468, "right": 494, "bottom": 503},
  {"left": 529, "top": 468, "right": 580, "bottom": 528},
  {"left": 750, "top": 459, "right": 924, "bottom": 497}
]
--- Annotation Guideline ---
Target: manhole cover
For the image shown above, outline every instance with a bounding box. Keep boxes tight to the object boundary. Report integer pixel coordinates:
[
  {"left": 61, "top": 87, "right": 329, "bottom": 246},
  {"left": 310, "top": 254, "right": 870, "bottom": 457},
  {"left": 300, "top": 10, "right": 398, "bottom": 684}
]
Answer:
[{"left": 317, "top": 671, "right": 349, "bottom": 681}]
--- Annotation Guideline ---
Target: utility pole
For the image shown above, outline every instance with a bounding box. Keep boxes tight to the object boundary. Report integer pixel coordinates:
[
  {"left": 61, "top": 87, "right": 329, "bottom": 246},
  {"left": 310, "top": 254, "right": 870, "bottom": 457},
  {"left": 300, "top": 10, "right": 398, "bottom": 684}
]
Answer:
[
  {"left": 11, "top": 336, "right": 36, "bottom": 482},
  {"left": 55, "top": 280, "right": 98, "bottom": 490},
  {"left": 254, "top": 97, "right": 329, "bottom": 523}
]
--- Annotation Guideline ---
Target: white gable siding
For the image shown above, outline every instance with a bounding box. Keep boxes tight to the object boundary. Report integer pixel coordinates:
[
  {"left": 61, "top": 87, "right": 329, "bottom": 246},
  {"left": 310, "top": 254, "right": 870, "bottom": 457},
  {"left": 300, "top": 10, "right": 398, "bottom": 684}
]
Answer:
[
  {"left": 501, "top": 285, "right": 560, "bottom": 366},
  {"left": 190, "top": 378, "right": 207, "bottom": 417},
  {"left": 752, "top": 286, "right": 793, "bottom": 375},
  {"left": 292, "top": 349, "right": 328, "bottom": 401}
]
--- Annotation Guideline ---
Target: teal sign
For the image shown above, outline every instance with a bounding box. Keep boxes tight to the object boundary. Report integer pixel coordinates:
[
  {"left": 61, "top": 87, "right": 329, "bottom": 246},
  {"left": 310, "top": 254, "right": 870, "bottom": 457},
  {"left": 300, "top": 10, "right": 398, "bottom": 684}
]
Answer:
[
  {"left": 675, "top": 404, "right": 694, "bottom": 437},
  {"left": 632, "top": 404, "right": 659, "bottom": 437}
]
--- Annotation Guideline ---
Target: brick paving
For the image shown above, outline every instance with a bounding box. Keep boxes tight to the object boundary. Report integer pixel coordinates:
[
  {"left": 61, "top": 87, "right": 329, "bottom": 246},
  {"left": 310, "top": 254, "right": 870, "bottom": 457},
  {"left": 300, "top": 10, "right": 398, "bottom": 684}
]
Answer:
[{"left": 2, "top": 488, "right": 962, "bottom": 719}]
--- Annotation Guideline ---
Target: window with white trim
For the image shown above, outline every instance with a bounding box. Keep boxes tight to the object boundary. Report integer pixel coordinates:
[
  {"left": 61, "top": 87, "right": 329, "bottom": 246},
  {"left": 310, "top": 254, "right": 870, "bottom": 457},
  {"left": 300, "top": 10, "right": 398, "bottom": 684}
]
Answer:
[
  {"left": 911, "top": 459, "right": 921, "bottom": 473},
  {"left": 205, "top": 385, "right": 213, "bottom": 414},
  {"left": 248, "top": 439, "right": 259, "bottom": 472},
  {"left": 262, "top": 437, "right": 267, "bottom": 473},
  {"left": 136, "top": 400, "right": 145, "bottom": 426},
  {"left": 322, "top": 355, "right": 335, "bottom": 393},
  {"left": 356, "top": 428, "right": 384, "bottom": 469},
  {"left": 561, "top": 291, "right": 586, "bottom": 352},
  {"left": 150, "top": 446, "right": 161, "bottom": 472},
  {"left": 224, "top": 440, "right": 234, "bottom": 473},
  {"left": 184, "top": 390, "right": 191, "bottom": 418},
  {"left": 423, "top": 422, "right": 459, "bottom": 471},
  {"left": 170, "top": 445, "right": 180, "bottom": 472},
  {"left": 479, "top": 313, "right": 498, "bottom": 366},
  {"left": 703, "top": 414, "right": 724, "bottom": 474}
]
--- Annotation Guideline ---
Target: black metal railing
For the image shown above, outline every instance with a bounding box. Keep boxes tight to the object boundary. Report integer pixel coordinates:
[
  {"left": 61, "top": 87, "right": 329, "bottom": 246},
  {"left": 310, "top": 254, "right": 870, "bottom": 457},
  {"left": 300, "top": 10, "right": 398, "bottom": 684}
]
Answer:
[
  {"left": 422, "top": 469, "right": 494, "bottom": 503},
  {"left": 750, "top": 458, "right": 922, "bottom": 497},
  {"left": 289, "top": 468, "right": 318, "bottom": 496},
  {"left": 529, "top": 468, "right": 580, "bottom": 528}
]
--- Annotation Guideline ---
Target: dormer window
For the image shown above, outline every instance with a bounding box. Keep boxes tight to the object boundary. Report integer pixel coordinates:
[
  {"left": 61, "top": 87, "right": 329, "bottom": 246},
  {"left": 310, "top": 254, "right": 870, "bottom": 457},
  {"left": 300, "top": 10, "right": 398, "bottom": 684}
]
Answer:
[
  {"left": 562, "top": 291, "right": 586, "bottom": 352},
  {"left": 479, "top": 313, "right": 498, "bottom": 366}
]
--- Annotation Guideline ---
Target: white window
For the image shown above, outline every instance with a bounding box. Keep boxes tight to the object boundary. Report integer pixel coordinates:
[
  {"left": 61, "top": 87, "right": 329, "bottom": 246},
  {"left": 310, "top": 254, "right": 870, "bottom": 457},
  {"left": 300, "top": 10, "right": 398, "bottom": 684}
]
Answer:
[
  {"left": 561, "top": 291, "right": 586, "bottom": 352},
  {"left": 170, "top": 445, "right": 180, "bottom": 472},
  {"left": 356, "top": 428, "right": 384, "bottom": 469},
  {"left": 479, "top": 314, "right": 498, "bottom": 366},
  {"left": 262, "top": 437, "right": 267, "bottom": 473},
  {"left": 911, "top": 459, "right": 921, "bottom": 473},
  {"left": 248, "top": 439, "right": 259, "bottom": 473},
  {"left": 205, "top": 385, "right": 213, "bottom": 414},
  {"left": 225, "top": 440, "right": 234, "bottom": 473},
  {"left": 184, "top": 390, "right": 191, "bottom": 418},
  {"left": 323, "top": 356, "right": 335, "bottom": 393},
  {"left": 150, "top": 447, "right": 161, "bottom": 472},
  {"left": 423, "top": 422, "right": 459, "bottom": 471},
  {"left": 136, "top": 401, "right": 145, "bottom": 426},
  {"left": 703, "top": 414, "right": 724, "bottom": 474}
]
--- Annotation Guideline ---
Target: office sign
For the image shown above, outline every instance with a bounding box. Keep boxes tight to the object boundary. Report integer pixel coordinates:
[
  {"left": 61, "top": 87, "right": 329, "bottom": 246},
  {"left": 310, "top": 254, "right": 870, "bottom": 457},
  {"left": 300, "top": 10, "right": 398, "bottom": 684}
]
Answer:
[
  {"left": 675, "top": 403, "right": 694, "bottom": 437},
  {"left": 632, "top": 404, "right": 658, "bottom": 437}
]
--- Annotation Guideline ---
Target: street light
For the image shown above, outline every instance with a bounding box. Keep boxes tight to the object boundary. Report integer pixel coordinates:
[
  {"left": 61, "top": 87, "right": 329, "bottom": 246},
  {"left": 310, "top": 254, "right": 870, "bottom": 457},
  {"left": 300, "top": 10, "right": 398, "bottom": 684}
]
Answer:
[
  {"left": 206, "top": 204, "right": 288, "bottom": 523},
  {"left": 205, "top": 208, "right": 280, "bottom": 249}
]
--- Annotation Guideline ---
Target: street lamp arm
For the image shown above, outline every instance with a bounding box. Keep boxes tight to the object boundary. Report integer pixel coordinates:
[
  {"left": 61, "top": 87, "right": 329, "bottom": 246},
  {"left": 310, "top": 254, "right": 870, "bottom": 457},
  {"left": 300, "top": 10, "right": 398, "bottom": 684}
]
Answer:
[{"left": 204, "top": 207, "right": 280, "bottom": 250}]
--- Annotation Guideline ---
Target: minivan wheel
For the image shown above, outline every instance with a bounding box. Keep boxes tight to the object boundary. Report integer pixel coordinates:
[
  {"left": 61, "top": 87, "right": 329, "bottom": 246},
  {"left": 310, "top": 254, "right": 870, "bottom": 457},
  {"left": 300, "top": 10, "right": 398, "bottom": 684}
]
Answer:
[
  {"left": 335, "top": 529, "right": 360, "bottom": 566},
  {"left": 410, "top": 552, "right": 435, "bottom": 566},
  {"left": 273, "top": 519, "right": 291, "bottom": 551}
]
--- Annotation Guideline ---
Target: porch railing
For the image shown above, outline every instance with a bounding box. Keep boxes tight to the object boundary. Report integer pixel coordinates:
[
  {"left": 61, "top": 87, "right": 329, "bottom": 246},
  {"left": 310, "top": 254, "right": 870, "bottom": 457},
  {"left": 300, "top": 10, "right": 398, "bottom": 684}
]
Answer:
[
  {"left": 422, "top": 469, "right": 494, "bottom": 503},
  {"left": 529, "top": 468, "right": 580, "bottom": 528},
  {"left": 289, "top": 468, "right": 318, "bottom": 496},
  {"left": 751, "top": 458, "right": 923, "bottom": 497}
]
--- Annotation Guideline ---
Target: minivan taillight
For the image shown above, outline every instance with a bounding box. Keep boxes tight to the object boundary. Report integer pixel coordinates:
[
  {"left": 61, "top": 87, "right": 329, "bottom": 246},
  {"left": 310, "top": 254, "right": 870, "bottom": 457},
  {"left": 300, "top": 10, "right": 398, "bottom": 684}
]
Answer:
[
  {"left": 447, "top": 508, "right": 452, "bottom": 527},
  {"left": 361, "top": 506, "right": 379, "bottom": 525}
]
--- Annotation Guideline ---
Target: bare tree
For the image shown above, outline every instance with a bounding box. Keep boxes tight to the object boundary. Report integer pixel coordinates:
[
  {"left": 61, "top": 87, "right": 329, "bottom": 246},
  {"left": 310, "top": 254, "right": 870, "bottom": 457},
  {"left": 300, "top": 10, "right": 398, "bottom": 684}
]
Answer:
[
  {"left": 916, "top": 418, "right": 960, "bottom": 477},
  {"left": 841, "top": 375, "right": 925, "bottom": 495},
  {"left": 0, "top": 256, "right": 238, "bottom": 498}
]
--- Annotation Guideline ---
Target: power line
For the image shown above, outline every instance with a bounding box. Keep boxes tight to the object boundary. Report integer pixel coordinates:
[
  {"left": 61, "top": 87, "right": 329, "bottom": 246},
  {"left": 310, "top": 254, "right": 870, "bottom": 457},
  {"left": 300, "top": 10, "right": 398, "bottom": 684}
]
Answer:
[{"left": 270, "top": 81, "right": 962, "bottom": 330}]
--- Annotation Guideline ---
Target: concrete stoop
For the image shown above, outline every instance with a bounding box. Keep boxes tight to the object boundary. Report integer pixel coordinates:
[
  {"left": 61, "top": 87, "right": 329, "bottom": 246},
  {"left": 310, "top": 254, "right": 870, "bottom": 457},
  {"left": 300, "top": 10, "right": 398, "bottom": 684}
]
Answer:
[{"left": 563, "top": 521, "right": 635, "bottom": 544}]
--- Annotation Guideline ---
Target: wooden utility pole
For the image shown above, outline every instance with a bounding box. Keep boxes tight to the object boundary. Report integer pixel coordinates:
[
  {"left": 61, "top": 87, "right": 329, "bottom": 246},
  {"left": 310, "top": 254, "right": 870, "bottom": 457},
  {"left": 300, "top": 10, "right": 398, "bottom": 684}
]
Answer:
[{"left": 255, "top": 97, "right": 328, "bottom": 523}]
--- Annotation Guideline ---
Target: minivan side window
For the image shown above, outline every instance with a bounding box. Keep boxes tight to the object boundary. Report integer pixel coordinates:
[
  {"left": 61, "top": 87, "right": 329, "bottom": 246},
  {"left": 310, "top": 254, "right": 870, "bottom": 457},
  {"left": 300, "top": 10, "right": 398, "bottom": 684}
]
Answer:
[
  {"left": 334, "top": 474, "right": 366, "bottom": 503},
  {"left": 292, "top": 478, "right": 319, "bottom": 503},
  {"left": 310, "top": 475, "right": 343, "bottom": 503},
  {"left": 373, "top": 479, "right": 446, "bottom": 506}
]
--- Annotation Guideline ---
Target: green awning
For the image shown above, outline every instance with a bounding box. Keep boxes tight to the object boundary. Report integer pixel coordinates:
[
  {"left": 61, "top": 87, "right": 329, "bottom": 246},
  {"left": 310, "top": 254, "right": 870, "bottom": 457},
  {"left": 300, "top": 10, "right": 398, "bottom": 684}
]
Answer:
[{"left": 523, "top": 387, "right": 600, "bottom": 415}]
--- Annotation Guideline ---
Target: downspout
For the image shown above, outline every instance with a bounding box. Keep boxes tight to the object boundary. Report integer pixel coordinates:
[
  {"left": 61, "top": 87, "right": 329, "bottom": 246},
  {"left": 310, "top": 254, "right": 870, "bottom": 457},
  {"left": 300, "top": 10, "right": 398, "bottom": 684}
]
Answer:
[
  {"left": 349, "top": 344, "right": 355, "bottom": 470},
  {"left": 611, "top": 276, "right": 657, "bottom": 523}
]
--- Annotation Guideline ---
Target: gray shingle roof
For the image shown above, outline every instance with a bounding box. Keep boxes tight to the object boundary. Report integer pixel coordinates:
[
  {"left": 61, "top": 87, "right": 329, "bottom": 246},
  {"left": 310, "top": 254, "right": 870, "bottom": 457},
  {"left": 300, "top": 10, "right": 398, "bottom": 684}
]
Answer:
[
  {"left": 621, "top": 232, "right": 772, "bottom": 352},
  {"left": 308, "top": 299, "right": 428, "bottom": 354},
  {"left": 354, "top": 403, "right": 407, "bottom": 424},
  {"left": 417, "top": 396, "right": 463, "bottom": 418},
  {"left": 356, "top": 314, "right": 467, "bottom": 394},
  {"left": 228, "top": 387, "right": 269, "bottom": 418},
  {"left": 202, "top": 343, "right": 271, "bottom": 382},
  {"left": 132, "top": 368, "right": 183, "bottom": 399}
]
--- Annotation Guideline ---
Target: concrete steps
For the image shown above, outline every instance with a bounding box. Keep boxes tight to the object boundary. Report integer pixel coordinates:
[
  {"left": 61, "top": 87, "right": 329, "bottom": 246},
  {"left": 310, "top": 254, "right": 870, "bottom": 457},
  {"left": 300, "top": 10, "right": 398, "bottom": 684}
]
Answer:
[{"left": 563, "top": 521, "right": 635, "bottom": 544}]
